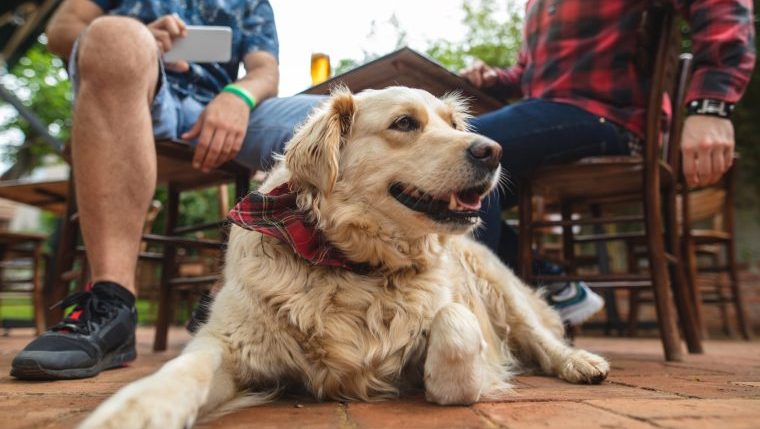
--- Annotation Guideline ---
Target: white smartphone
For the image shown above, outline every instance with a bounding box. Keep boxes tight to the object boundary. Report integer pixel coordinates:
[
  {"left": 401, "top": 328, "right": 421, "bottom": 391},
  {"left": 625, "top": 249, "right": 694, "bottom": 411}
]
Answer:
[{"left": 163, "top": 25, "right": 232, "bottom": 63}]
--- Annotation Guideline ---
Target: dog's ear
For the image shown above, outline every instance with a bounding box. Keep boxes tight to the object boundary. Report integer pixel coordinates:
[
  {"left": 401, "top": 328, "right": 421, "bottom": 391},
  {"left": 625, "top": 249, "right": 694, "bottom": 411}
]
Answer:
[{"left": 285, "top": 87, "right": 355, "bottom": 194}]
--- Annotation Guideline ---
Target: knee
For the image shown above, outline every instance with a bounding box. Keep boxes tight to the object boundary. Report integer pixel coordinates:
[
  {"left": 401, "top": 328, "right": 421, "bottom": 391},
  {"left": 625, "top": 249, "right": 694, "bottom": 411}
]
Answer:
[{"left": 77, "top": 16, "right": 157, "bottom": 86}]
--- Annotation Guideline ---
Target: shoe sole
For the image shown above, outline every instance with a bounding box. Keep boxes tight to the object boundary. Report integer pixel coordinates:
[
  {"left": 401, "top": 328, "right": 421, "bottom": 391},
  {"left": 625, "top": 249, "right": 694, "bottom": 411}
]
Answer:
[
  {"left": 560, "top": 290, "right": 605, "bottom": 326},
  {"left": 10, "top": 338, "right": 137, "bottom": 380}
]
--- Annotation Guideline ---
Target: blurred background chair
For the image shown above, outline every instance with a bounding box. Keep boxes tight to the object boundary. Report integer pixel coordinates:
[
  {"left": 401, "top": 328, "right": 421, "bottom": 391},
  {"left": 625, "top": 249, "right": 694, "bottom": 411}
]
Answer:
[
  {"left": 681, "top": 162, "right": 752, "bottom": 339},
  {"left": 630, "top": 160, "right": 753, "bottom": 339},
  {"left": 516, "top": 6, "right": 701, "bottom": 361},
  {"left": 0, "top": 181, "right": 64, "bottom": 335},
  {"left": 0, "top": 230, "right": 47, "bottom": 335}
]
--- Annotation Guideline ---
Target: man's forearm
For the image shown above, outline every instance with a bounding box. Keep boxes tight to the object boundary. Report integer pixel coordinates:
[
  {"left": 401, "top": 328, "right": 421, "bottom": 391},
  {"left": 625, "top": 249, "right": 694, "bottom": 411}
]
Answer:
[{"left": 233, "top": 51, "right": 279, "bottom": 105}]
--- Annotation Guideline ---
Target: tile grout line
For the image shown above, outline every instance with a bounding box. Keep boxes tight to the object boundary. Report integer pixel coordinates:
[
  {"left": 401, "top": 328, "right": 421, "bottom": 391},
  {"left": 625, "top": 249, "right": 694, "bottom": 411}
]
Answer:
[
  {"left": 470, "top": 405, "right": 508, "bottom": 429},
  {"left": 337, "top": 401, "right": 358, "bottom": 429},
  {"left": 19, "top": 408, "right": 88, "bottom": 429},
  {"left": 605, "top": 379, "right": 702, "bottom": 399},
  {"left": 582, "top": 400, "right": 667, "bottom": 428}
]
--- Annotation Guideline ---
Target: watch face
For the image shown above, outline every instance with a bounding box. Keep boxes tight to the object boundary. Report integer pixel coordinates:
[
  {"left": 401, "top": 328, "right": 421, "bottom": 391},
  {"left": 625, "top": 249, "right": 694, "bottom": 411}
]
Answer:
[
  {"left": 689, "top": 99, "right": 732, "bottom": 118},
  {"left": 704, "top": 103, "right": 724, "bottom": 114}
]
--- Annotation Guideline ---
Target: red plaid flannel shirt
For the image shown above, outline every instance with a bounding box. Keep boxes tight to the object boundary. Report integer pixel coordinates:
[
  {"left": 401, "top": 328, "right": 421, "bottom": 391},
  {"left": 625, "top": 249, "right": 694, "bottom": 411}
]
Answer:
[
  {"left": 491, "top": 0, "right": 756, "bottom": 138},
  {"left": 228, "top": 183, "right": 369, "bottom": 273}
]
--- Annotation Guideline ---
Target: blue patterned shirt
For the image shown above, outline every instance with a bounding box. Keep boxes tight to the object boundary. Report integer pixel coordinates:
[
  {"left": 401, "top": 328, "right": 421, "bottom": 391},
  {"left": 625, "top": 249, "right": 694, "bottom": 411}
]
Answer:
[{"left": 91, "top": 0, "right": 278, "bottom": 103}]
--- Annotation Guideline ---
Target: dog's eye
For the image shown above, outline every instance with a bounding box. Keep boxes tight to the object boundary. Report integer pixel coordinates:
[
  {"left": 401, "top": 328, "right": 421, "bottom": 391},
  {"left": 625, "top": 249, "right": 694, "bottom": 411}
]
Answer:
[{"left": 390, "top": 116, "right": 419, "bottom": 132}]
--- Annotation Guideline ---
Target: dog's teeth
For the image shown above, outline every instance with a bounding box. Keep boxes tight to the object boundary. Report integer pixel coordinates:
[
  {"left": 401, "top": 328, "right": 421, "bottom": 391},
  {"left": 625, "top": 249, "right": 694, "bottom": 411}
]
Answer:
[{"left": 449, "top": 194, "right": 458, "bottom": 210}]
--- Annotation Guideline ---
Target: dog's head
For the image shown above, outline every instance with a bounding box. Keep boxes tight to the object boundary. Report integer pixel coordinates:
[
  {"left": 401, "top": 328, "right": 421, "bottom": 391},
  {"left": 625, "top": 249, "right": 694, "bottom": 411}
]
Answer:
[{"left": 281, "top": 86, "right": 501, "bottom": 266}]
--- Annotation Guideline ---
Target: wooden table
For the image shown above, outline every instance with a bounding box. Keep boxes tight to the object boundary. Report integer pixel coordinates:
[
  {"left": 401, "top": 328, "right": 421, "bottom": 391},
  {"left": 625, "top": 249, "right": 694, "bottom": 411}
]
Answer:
[
  {"left": 0, "top": 178, "right": 68, "bottom": 216},
  {"left": 302, "top": 47, "right": 505, "bottom": 116}
]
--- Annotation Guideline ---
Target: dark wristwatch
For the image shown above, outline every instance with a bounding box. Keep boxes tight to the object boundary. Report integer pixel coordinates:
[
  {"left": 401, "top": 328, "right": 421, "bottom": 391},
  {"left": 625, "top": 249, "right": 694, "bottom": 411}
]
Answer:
[{"left": 686, "top": 99, "right": 735, "bottom": 119}]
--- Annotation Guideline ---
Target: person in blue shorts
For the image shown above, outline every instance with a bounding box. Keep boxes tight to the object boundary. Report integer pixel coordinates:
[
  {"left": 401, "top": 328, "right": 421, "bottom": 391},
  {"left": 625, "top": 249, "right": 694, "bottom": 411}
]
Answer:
[{"left": 10, "top": 0, "right": 324, "bottom": 380}]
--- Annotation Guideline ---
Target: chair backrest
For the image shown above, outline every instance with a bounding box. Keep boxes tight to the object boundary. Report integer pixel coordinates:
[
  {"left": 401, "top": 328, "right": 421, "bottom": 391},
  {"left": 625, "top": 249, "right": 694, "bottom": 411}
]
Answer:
[
  {"left": 641, "top": 4, "right": 683, "bottom": 172},
  {"left": 664, "top": 53, "right": 693, "bottom": 171}
]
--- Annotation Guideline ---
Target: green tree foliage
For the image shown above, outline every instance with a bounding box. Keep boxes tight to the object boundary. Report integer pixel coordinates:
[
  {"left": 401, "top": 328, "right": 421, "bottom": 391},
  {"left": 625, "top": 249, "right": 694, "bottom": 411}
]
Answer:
[
  {"left": 0, "top": 40, "right": 71, "bottom": 179},
  {"left": 426, "top": 0, "right": 523, "bottom": 71}
]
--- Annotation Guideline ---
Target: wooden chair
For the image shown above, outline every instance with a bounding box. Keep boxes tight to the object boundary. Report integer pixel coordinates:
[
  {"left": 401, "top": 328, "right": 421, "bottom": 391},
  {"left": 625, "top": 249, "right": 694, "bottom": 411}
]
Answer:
[
  {"left": 627, "top": 162, "right": 752, "bottom": 340},
  {"left": 0, "top": 231, "right": 47, "bottom": 334},
  {"left": 516, "top": 6, "right": 702, "bottom": 361},
  {"left": 46, "top": 139, "right": 251, "bottom": 351},
  {"left": 679, "top": 162, "right": 751, "bottom": 338}
]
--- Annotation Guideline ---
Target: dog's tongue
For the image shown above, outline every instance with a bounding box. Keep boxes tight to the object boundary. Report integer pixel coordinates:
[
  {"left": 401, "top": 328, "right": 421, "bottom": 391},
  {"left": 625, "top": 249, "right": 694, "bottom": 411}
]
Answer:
[{"left": 450, "top": 192, "right": 482, "bottom": 211}]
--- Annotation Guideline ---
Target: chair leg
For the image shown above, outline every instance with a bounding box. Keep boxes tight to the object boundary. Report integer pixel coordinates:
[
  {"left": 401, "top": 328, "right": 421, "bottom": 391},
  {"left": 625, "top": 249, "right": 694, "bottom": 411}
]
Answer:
[
  {"left": 235, "top": 171, "right": 251, "bottom": 201},
  {"left": 32, "top": 242, "right": 46, "bottom": 335},
  {"left": 684, "top": 239, "right": 707, "bottom": 338},
  {"left": 560, "top": 203, "right": 576, "bottom": 275},
  {"left": 627, "top": 289, "right": 641, "bottom": 337},
  {"left": 154, "top": 185, "right": 179, "bottom": 352},
  {"left": 644, "top": 184, "right": 683, "bottom": 361},
  {"left": 46, "top": 176, "right": 80, "bottom": 326},
  {"left": 717, "top": 290, "right": 732, "bottom": 337},
  {"left": 518, "top": 181, "right": 534, "bottom": 281},
  {"left": 664, "top": 185, "right": 703, "bottom": 354},
  {"left": 625, "top": 242, "right": 641, "bottom": 336},
  {"left": 716, "top": 278, "right": 735, "bottom": 337},
  {"left": 727, "top": 240, "right": 752, "bottom": 340}
]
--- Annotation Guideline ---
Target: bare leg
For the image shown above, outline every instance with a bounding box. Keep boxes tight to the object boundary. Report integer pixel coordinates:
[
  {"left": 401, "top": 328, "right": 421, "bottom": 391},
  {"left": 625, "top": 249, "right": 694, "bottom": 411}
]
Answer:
[{"left": 72, "top": 16, "right": 159, "bottom": 294}]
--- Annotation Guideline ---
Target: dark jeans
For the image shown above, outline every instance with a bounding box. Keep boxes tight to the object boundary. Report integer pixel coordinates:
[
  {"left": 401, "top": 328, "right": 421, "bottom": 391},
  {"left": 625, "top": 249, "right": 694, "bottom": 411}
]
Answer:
[{"left": 469, "top": 99, "right": 632, "bottom": 272}]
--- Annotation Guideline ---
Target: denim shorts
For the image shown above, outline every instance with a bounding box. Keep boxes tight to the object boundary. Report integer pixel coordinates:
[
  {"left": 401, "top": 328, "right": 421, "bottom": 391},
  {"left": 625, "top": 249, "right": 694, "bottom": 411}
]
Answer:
[{"left": 68, "top": 40, "right": 326, "bottom": 172}]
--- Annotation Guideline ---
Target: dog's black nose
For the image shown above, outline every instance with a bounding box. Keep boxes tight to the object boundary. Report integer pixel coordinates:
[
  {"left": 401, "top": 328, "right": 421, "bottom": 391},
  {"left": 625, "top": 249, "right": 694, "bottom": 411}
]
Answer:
[{"left": 467, "top": 138, "right": 502, "bottom": 170}]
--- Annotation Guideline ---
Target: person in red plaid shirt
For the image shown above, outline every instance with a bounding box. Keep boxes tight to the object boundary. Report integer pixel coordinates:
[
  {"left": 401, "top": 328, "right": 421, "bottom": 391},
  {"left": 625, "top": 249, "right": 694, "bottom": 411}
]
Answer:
[{"left": 460, "top": 0, "right": 755, "bottom": 326}]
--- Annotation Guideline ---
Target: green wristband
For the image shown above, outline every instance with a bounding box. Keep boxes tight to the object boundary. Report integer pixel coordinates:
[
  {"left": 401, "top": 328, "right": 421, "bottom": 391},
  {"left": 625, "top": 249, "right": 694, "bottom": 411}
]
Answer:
[{"left": 222, "top": 84, "right": 256, "bottom": 110}]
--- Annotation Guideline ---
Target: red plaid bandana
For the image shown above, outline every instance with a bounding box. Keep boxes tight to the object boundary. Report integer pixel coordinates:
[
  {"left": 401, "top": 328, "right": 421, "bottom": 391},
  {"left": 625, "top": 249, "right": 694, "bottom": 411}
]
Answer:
[{"left": 228, "top": 183, "right": 370, "bottom": 273}]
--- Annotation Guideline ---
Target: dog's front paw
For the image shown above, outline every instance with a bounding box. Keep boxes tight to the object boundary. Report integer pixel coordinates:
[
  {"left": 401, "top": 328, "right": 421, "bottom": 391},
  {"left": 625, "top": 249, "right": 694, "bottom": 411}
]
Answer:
[
  {"left": 557, "top": 349, "right": 609, "bottom": 384},
  {"left": 78, "top": 375, "right": 201, "bottom": 429}
]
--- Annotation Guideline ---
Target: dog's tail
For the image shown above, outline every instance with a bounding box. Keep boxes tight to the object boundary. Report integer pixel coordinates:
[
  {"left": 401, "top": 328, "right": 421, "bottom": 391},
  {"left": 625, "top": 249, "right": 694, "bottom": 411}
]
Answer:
[{"left": 197, "top": 388, "right": 281, "bottom": 424}]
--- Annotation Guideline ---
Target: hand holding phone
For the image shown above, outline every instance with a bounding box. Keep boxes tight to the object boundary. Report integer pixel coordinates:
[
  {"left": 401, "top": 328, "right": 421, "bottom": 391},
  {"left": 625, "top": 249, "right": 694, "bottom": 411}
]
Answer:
[
  {"left": 163, "top": 25, "right": 233, "bottom": 64},
  {"left": 146, "top": 14, "right": 189, "bottom": 71}
]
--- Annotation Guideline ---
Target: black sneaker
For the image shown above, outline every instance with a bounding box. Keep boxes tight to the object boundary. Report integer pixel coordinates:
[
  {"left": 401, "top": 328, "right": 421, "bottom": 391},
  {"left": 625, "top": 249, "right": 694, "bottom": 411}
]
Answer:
[{"left": 10, "top": 282, "right": 137, "bottom": 380}]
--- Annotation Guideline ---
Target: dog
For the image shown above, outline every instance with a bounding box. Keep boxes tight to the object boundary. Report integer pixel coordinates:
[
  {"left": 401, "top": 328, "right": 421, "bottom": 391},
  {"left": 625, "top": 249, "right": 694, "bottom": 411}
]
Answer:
[{"left": 80, "top": 86, "right": 609, "bottom": 428}]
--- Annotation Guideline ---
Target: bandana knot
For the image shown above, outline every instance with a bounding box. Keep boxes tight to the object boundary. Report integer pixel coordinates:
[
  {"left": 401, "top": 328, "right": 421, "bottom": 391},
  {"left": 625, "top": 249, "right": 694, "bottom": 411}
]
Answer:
[{"left": 228, "top": 183, "right": 371, "bottom": 273}]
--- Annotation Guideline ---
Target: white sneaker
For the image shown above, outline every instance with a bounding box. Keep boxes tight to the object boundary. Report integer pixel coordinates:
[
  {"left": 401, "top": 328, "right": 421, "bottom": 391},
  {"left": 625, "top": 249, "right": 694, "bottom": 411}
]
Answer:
[{"left": 548, "top": 281, "right": 605, "bottom": 326}]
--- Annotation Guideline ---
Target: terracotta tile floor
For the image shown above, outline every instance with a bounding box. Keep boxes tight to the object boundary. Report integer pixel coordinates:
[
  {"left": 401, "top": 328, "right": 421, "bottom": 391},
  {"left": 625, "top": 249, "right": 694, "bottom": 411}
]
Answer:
[{"left": 1, "top": 327, "right": 759, "bottom": 428}]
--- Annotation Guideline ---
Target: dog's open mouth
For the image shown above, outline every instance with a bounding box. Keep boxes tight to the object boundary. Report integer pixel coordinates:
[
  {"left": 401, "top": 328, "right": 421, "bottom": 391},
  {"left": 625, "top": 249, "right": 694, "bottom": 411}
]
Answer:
[{"left": 388, "top": 181, "right": 490, "bottom": 224}]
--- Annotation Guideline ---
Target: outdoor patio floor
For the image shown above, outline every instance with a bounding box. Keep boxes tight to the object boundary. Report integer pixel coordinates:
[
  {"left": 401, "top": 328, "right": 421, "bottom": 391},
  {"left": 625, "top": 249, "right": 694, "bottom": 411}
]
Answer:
[{"left": 2, "top": 327, "right": 759, "bottom": 429}]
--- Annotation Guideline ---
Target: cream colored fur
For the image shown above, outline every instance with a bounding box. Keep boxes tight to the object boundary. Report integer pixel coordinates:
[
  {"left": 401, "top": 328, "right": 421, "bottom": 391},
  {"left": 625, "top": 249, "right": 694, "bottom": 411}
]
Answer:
[{"left": 80, "top": 87, "right": 609, "bottom": 429}]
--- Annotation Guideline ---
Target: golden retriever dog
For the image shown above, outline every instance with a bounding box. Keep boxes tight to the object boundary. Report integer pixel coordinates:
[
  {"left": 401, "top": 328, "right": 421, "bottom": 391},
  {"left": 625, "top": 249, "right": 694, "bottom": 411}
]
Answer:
[{"left": 80, "top": 86, "right": 609, "bottom": 429}]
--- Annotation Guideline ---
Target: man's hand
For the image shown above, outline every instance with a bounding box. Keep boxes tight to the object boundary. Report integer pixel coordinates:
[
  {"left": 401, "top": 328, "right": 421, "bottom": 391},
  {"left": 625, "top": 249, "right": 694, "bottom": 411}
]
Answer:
[
  {"left": 459, "top": 60, "right": 499, "bottom": 88},
  {"left": 146, "top": 14, "right": 188, "bottom": 72},
  {"left": 182, "top": 92, "right": 250, "bottom": 172},
  {"left": 681, "top": 115, "right": 735, "bottom": 188}
]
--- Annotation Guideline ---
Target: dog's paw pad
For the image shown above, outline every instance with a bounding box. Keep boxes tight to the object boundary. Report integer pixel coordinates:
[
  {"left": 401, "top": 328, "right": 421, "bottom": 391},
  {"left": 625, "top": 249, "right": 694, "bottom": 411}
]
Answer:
[{"left": 558, "top": 349, "right": 609, "bottom": 384}]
